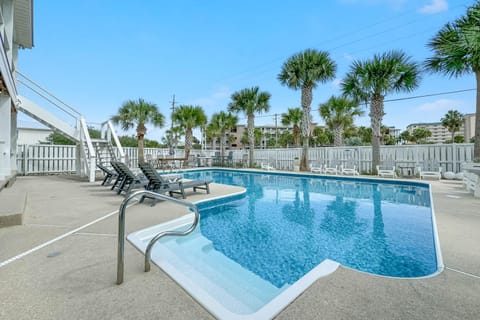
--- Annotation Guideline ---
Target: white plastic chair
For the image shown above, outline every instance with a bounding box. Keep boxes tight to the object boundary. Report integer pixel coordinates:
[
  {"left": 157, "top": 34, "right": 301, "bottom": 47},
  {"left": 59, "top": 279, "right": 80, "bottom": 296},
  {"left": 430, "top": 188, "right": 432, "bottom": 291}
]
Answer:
[
  {"left": 341, "top": 164, "right": 359, "bottom": 176},
  {"left": 324, "top": 164, "right": 338, "bottom": 175},
  {"left": 310, "top": 164, "right": 325, "bottom": 174},
  {"left": 376, "top": 165, "right": 396, "bottom": 178},
  {"left": 261, "top": 162, "right": 275, "bottom": 171}
]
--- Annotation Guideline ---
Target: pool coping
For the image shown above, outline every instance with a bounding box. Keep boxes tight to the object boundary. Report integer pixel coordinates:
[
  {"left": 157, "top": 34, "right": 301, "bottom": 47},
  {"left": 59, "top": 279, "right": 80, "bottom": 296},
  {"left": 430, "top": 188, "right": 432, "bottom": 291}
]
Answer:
[
  {"left": 1, "top": 174, "right": 478, "bottom": 320},
  {"left": 128, "top": 214, "right": 340, "bottom": 320},
  {"left": 129, "top": 168, "right": 444, "bottom": 318}
]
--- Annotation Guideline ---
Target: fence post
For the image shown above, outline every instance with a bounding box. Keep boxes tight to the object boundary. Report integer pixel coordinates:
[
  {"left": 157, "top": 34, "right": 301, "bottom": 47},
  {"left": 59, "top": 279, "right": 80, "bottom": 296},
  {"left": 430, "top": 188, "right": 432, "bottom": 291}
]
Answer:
[
  {"left": 452, "top": 143, "right": 457, "bottom": 173},
  {"left": 23, "top": 144, "right": 27, "bottom": 175}
]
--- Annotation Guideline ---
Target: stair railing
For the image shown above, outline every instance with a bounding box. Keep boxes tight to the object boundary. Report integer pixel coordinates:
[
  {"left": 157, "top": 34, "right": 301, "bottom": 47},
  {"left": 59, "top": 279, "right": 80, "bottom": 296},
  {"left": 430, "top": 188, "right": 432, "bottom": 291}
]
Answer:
[
  {"left": 117, "top": 190, "right": 200, "bottom": 284},
  {"left": 16, "top": 71, "right": 98, "bottom": 181},
  {"left": 101, "top": 120, "right": 125, "bottom": 163},
  {"left": 16, "top": 71, "right": 82, "bottom": 125},
  {"left": 79, "top": 118, "right": 96, "bottom": 182}
]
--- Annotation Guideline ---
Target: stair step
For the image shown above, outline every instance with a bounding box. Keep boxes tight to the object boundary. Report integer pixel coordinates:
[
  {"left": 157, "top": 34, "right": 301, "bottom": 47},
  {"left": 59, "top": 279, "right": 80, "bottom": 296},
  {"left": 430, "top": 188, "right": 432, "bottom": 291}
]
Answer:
[{"left": 160, "top": 229, "right": 284, "bottom": 312}]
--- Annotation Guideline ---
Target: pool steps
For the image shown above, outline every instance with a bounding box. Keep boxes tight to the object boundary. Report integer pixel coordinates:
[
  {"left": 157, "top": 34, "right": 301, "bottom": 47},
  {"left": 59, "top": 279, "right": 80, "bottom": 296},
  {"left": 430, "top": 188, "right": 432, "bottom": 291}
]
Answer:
[{"left": 158, "top": 228, "right": 286, "bottom": 313}]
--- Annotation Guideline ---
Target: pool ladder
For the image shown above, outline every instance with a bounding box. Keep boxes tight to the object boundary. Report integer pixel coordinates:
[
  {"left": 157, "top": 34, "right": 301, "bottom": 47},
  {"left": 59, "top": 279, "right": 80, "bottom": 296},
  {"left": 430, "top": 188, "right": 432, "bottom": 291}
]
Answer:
[{"left": 116, "top": 190, "right": 200, "bottom": 285}]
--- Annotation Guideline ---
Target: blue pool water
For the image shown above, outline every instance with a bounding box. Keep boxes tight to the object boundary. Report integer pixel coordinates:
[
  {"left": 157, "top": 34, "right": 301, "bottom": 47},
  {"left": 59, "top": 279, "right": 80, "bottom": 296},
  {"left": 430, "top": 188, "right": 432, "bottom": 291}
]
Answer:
[
  {"left": 129, "top": 169, "right": 441, "bottom": 318},
  {"left": 183, "top": 170, "right": 437, "bottom": 282}
]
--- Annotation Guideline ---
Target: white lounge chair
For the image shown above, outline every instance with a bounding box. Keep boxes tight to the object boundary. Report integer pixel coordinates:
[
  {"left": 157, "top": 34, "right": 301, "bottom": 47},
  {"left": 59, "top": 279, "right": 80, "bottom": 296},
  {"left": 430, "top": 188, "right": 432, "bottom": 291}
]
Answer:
[
  {"left": 324, "top": 164, "right": 338, "bottom": 175},
  {"left": 418, "top": 166, "right": 442, "bottom": 180},
  {"left": 376, "top": 165, "right": 396, "bottom": 178},
  {"left": 310, "top": 164, "right": 324, "bottom": 174},
  {"left": 418, "top": 161, "right": 442, "bottom": 180},
  {"left": 261, "top": 162, "right": 275, "bottom": 171},
  {"left": 341, "top": 164, "right": 359, "bottom": 176}
]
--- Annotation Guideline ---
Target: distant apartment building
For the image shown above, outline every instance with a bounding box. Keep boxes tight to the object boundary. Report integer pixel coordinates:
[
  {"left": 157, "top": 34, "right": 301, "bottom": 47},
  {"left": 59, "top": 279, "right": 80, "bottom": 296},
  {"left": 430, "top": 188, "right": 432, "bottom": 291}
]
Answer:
[
  {"left": 406, "top": 116, "right": 476, "bottom": 144},
  {"left": 463, "top": 113, "right": 476, "bottom": 142},
  {"left": 227, "top": 124, "right": 294, "bottom": 150},
  {"left": 385, "top": 126, "right": 401, "bottom": 140},
  {"left": 406, "top": 122, "right": 452, "bottom": 144}
]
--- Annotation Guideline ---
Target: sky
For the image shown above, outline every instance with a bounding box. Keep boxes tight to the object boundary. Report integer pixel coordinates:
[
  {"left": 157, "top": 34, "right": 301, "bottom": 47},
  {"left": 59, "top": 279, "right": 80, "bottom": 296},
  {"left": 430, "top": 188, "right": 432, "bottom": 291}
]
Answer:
[{"left": 18, "top": 0, "right": 477, "bottom": 142}]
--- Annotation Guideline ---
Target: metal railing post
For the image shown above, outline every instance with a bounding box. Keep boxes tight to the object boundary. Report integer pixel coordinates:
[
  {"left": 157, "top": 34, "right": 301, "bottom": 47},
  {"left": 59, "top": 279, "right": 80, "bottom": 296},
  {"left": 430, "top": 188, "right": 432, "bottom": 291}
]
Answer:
[{"left": 117, "top": 190, "right": 199, "bottom": 285}]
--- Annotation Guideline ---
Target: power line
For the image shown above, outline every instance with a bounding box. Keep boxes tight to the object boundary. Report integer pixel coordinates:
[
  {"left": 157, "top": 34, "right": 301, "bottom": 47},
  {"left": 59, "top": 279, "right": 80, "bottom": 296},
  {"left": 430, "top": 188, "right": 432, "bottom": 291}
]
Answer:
[
  {"left": 246, "top": 87, "right": 476, "bottom": 121},
  {"left": 212, "top": 1, "right": 472, "bottom": 87},
  {"left": 383, "top": 88, "right": 476, "bottom": 102}
]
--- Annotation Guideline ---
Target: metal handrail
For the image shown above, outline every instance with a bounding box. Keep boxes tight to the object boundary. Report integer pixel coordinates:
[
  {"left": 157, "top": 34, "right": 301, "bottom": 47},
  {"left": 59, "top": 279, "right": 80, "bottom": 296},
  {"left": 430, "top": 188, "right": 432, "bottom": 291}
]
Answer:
[
  {"left": 117, "top": 190, "right": 200, "bottom": 285},
  {"left": 16, "top": 70, "right": 82, "bottom": 118},
  {"left": 102, "top": 120, "right": 125, "bottom": 161}
]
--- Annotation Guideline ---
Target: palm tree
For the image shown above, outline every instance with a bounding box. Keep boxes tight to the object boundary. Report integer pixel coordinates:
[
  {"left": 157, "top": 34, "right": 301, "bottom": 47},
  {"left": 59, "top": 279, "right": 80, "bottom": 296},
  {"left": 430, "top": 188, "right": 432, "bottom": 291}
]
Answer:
[
  {"left": 319, "top": 96, "right": 363, "bottom": 147},
  {"left": 441, "top": 110, "right": 464, "bottom": 143},
  {"left": 162, "top": 127, "right": 183, "bottom": 150},
  {"left": 342, "top": 50, "right": 420, "bottom": 174},
  {"left": 310, "top": 126, "right": 333, "bottom": 146},
  {"left": 241, "top": 128, "right": 263, "bottom": 148},
  {"left": 412, "top": 128, "right": 432, "bottom": 144},
  {"left": 111, "top": 98, "right": 165, "bottom": 163},
  {"left": 205, "top": 122, "right": 221, "bottom": 150},
  {"left": 210, "top": 111, "right": 238, "bottom": 160},
  {"left": 172, "top": 105, "right": 207, "bottom": 160},
  {"left": 228, "top": 87, "right": 271, "bottom": 167},
  {"left": 425, "top": 1, "right": 480, "bottom": 160},
  {"left": 281, "top": 108, "right": 303, "bottom": 147},
  {"left": 278, "top": 49, "right": 337, "bottom": 171}
]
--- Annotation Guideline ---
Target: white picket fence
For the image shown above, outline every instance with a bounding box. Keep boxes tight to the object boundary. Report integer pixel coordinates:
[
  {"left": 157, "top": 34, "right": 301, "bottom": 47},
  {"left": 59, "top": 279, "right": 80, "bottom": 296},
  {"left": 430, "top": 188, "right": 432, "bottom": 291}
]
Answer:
[{"left": 16, "top": 143, "right": 474, "bottom": 176}]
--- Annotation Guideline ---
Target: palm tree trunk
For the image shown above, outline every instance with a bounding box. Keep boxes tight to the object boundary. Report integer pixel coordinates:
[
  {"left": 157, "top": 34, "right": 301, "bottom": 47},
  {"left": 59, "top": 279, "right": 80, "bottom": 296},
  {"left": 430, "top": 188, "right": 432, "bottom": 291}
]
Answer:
[
  {"left": 248, "top": 114, "right": 254, "bottom": 167},
  {"left": 185, "top": 128, "right": 193, "bottom": 166},
  {"left": 211, "top": 137, "right": 216, "bottom": 151},
  {"left": 294, "top": 126, "right": 300, "bottom": 147},
  {"left": 221, "top": 130, "right": 226, "bottom": 165},
  {"left": 137, "top": 123, "right": 146, "bottom": 163},
  {"left": 300, "top": 85, "right": 313, "bottom": 171},
  {"left": 474, "top": 71, "right": 480, "bottom": 162},
  {"left": 370, "top": 95, "right": 385, "bottom": 174},
  {"left": 333, "top": 125, "right": 344, "bottom": 147}
]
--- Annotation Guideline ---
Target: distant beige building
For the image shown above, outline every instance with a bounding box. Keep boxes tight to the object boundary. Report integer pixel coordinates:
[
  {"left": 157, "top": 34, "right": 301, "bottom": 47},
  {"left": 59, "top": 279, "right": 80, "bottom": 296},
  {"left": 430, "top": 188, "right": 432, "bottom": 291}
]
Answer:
[
  {"left": 228, "top": 124, "right": 246, "bottom": 149},
  {"left": 227, "top": 124, "right": 294, "bottom": 150},
  {"left": 464, "top": 113, "right": 476, "bottom": 142},
  {"left": 407, "top": 113, "right": 475, "bottom": 144}
]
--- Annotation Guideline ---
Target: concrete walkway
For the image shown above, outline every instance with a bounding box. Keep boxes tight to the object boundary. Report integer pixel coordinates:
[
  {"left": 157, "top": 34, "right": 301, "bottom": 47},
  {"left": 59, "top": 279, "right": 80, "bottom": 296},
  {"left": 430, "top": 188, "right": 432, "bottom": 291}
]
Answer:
[{"left": 0, "top": 175, "right": 479, "bottom": 319}]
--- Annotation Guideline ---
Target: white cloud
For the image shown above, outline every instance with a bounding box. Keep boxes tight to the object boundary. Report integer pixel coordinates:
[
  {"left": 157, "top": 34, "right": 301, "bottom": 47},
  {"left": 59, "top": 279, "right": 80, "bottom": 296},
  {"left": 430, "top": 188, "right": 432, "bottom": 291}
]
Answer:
[
  {"left": 418, "top": 0, "right": 448, "bottom": 14},
  {"left": 416, "top": 98, "right": 462, "bottom": 111}
]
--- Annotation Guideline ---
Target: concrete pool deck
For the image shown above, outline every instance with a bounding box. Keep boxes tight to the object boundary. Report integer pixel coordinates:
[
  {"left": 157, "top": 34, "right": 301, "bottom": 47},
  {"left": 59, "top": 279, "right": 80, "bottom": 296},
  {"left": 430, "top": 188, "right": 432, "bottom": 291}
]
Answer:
[{"left": 0, "top": 174, "right": 479, "bottom": 319}]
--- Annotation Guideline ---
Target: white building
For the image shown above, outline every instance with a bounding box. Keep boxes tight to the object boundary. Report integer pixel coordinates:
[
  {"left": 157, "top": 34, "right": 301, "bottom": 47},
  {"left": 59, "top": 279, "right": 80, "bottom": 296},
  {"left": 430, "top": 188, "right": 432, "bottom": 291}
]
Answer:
[
  {"left": 407, "top": 113, "right": 475, "bottom": 144},
  {"left": 0, "top": 0, "right": 33, "bottom": 188},
  {"left": 407, "top": 122, "right": 464, "bottom": 144},
  {"left": 227, "top": 124, "right": 297, "bottom": 150},
  {"left": 464, "top": 113, "right": 476, "bottom": 142},
  {"left": 17, "top": 126, "right": 53, "bottom": 145}
]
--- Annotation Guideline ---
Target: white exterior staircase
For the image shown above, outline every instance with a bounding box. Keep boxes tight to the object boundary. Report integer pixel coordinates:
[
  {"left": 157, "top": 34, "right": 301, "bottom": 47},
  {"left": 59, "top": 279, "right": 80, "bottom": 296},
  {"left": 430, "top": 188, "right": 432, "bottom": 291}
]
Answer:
[{"left": 15, "top": 71, "right": 124, "bottom": 182}]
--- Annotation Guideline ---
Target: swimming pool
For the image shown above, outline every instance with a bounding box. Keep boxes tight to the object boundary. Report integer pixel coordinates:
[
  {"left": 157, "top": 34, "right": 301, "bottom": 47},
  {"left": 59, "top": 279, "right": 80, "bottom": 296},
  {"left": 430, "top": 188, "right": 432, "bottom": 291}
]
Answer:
[{"left": 128, "top": 169, "right": 443, "bottom": 319}]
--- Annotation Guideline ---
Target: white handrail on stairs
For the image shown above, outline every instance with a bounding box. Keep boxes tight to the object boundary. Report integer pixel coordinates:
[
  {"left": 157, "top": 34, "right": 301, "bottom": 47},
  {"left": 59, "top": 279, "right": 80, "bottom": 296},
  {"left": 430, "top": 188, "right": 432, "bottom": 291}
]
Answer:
[
  {"left": 15, "top": 71, "right": 124, "bottom": 181},
  {"left": 16, "top": 71, "right": 82, "bottom": 120},
  {"left": 80, "top": 118, "right": 96, "bottom": 182},
  {"left": 102, "top": 120, "right": 125, "bottom": 162}
]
